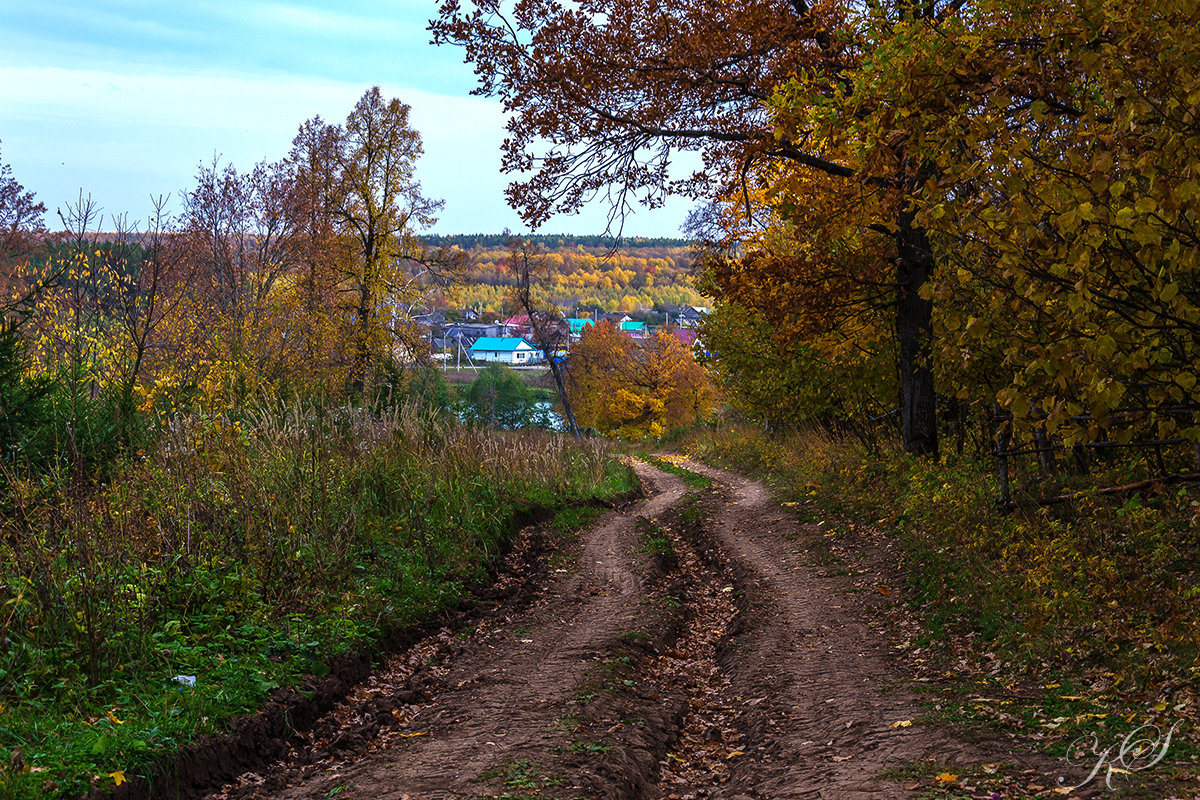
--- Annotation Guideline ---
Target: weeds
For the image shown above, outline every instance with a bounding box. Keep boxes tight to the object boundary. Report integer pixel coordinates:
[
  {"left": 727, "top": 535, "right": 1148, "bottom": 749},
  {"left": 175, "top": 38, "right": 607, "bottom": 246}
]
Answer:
[
  {"left": 0, "top": 403, "right": 635, "bottom": 798},
  {"left": 636, "top": 518, "right": 673, "bottom": 558},
  {"left": 679, "top": 422, "right": 1200, "bottom": 687},
  {"left": 477, "top": 759, "right": 565, "bottom": 794}
]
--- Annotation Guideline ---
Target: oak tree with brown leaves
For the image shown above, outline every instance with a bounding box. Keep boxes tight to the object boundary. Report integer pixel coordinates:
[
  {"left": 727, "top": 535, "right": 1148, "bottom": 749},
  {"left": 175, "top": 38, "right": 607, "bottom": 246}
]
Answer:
[{"left": 431, "top": 0, "right": 945, "bottom": 455}]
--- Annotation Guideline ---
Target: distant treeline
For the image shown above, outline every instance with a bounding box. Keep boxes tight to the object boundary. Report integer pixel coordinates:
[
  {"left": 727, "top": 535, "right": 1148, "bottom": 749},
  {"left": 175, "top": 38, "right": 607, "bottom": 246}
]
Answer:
[
  {"left": 410, "top": 236, "right": 706, "bottom": 317},
  {"left": 419, "top": 233, "right": 696, "bottom": 250}
]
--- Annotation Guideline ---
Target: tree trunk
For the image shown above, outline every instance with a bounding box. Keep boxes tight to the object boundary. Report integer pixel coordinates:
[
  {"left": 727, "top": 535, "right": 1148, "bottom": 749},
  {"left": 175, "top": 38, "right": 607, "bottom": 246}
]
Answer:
[
  {"left": 545, "top": 350, "right": 583, "bottom": 441},
  {"left": 895, "top": 209, "right": 938, "bottom": 457}
]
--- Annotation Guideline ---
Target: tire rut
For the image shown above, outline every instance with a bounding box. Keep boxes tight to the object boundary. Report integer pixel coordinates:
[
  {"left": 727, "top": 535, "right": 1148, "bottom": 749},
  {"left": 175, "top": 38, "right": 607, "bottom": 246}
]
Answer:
[
  {"left": 675, "top": 459, "right": 1080, "bottom": 799},
  {"left": 206, "top": 460, "right": 689, "bottom": 800},
  {"left": 191, "top": 458, "right": 1078, "bottom": 800}
]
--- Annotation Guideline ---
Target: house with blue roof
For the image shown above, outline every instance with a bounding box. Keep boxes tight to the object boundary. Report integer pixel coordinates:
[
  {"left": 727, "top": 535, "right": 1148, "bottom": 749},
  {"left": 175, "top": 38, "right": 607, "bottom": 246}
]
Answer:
[
  {"left": 467, "top": 336, "right": 543, "bottom": 365},
  {"left": 620, "top": 320, "right": 647, "bottom": 337},
  {"left": 567, "top": 318, "right": 595, "bottom": 337}
]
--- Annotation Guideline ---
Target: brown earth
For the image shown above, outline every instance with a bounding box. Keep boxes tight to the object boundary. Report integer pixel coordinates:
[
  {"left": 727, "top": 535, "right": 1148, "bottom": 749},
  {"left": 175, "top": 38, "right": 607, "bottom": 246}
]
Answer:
[{"left": 178, "top": 458, "right": 1102, "bottom": 800}]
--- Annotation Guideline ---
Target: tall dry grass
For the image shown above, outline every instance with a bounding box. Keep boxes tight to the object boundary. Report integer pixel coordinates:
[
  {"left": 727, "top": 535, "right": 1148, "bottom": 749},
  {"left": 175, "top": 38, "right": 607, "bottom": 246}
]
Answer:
[{"left": 0, "top": 401, "right": 629, "bottom": 799}]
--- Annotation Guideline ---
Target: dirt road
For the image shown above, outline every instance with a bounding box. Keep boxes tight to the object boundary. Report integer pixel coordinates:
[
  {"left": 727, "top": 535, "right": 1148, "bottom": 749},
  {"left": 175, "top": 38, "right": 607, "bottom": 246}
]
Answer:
[{"left": 194, "top": 458, "right": 1078, "bottom": 800}]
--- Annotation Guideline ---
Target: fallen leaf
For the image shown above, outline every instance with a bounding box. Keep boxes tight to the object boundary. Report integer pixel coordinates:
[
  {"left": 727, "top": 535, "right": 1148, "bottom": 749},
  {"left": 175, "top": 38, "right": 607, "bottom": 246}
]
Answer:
[
  {"left": 890, "top": 719, "right": 913, "bottom": 728},
  {"left": 877, "top": 585, "right": 891, "bottom": 596},
  {"left": 108, "top": 770, "right": 126, "bottom": 787},
  {"left": 725, "top": 750, "right": 745, "bottom": 759},
  {"left": 936, "top": 772, "right": 958, "bottom": 784},
  {"left": 398, "top": 732, "right": 428, "bottom": 738},
  {"left": 107, "top": 710, "right": 125, "bottom": 725}
]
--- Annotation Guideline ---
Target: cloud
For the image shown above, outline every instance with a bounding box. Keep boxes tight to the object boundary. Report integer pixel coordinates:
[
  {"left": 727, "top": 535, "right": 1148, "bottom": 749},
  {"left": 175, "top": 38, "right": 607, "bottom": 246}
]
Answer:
[
  {"left": 241, "top": 2, "right": 419, "bottom": 39},
  {"left": 0, "top": 65, "right": 518, "bottom": 229},
  {"left": 0, "top": 64, "right": 691, "bottom": 235}
]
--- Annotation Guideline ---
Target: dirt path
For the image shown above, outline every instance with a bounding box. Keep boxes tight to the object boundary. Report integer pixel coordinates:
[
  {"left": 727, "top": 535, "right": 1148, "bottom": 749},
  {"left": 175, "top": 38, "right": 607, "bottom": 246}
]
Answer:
[
  {"left": 196, "top": 459, "right": 1080, "bottom": 800},
  {"left": 668, "top": 461, "right": 981, "bottom": 798}
]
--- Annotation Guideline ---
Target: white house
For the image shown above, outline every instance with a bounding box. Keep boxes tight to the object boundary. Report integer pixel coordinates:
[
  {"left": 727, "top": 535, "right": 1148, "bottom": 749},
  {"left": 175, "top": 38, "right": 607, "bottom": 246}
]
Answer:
[{"left": 467, "top": 336, "right": 543, "bottom": 365}]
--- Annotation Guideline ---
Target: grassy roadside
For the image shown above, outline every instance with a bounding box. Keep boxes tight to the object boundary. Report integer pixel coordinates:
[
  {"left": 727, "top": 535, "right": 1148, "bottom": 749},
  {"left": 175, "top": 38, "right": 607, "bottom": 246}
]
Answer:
[
  {"left": 0, "top": 405, "right": 635, "bottom": 799},
  {"left": 672, "top": 423, "right": 1199, "bottom": 796}
]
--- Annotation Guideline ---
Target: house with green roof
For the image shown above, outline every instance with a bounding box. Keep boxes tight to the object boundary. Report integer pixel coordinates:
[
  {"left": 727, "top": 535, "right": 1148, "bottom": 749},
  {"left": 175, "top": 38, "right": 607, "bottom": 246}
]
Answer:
[
  {"left": 567, "top": 318, "right": 595, "bottom": 337},
  {"left": 620, "top": 320, "right": 647, "bottom": 337},
  {"left": 467, "top": 336, "right": 543, "bottom": 365}
]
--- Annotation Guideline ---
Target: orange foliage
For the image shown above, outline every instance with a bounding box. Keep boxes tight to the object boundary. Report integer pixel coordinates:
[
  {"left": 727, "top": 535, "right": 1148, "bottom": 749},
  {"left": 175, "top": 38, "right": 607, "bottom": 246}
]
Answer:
[{"left": 566, "top": 321, "right": 715, "bottom": 439}]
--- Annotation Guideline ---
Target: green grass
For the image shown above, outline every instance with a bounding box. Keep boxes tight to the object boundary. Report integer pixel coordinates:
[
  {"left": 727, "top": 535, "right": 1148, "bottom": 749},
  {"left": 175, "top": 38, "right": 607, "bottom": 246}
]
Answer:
[
  {"left": 0, "top": 404, "right": 637, "bottom": 799},
  {"left": 642, "top": 455, "right": 712, "bottom": 489},
  {"left": 636, "top": 518, "right": 674, "bottom": 558},
  {"left": 550, "top": 505, "right": 603, "bottom": 534}
]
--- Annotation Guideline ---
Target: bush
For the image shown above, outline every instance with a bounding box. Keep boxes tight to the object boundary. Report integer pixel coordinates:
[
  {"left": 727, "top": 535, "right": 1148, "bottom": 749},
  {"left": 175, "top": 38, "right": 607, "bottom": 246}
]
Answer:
[
  {"left": 680, "top": 421, "right": 1200, "bottom": 683},
  {"left": 460, "top": 364, "right": 551, "bottom": 430}
]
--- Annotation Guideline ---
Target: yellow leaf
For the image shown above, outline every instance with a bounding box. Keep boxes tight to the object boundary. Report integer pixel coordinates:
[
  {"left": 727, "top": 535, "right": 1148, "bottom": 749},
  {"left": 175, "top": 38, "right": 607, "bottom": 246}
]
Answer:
[
  {"left": 726, "top": 750, "right": 745, "bottom": 759},
  {"left": 109, "top": 770, "right": 126, "bottom": 786},
  {"left": 936, "top": 772, "right": 959, "bottom": 784},
  {"left": 890, "top": 719, "right": 913, "bottom": 728},
  {"left": 398, "top": 731, "right": 428, "bottom": 738},
  {"left": 107, "top": 710, "right": 125, "bottom": 725}
]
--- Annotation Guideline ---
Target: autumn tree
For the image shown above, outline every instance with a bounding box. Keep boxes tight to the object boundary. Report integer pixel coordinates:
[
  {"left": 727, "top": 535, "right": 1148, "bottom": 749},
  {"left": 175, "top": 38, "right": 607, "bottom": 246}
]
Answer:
[
  {"left": 108, "top": 198, "right": 191, "bottom": 411},
  {"left": 172, "top": 157, "right": 306, "bottom": 403},
  {"left": 887, "top": 0, "right": 1200, "bottom": 443},
  {"left": 0, "top": 151, "right": 52, "bottom": 468},
  {"left": 0, "top": 150, "right": 46, "bottom": 277},
  {"left": 432, "top": 0, "right": 946, "bottom": 455},
  {"left": 567, "top": 320, "right": 715, "bottom": 439},
  {"left": 285, "top": 117, "right": 347, "bottom": 393},
  {"left": 696, "top": 299, "right": 894, "bottom": 439},
  {"left": 506, "top": 234, "right": 582, "bottom": 439},
  {"left": 307, "top": 87, "right": 463, "bottom": 393}
]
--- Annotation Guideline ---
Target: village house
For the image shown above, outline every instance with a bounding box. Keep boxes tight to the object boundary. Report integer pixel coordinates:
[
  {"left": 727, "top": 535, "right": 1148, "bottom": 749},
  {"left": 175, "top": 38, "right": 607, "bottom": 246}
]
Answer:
[
  {"left": 467, "top": 336, "right": 543, "bottom": 365},
  {"left": 619, "top": 320, "right": 647, "bottom": 338},
  {"left": 443, "top": 322, "right": 506, "bottom": 347},
  {"left": 567, "top": 317, "right": 595, "bottom": 338},
  {"left": 675, "top": 306, "right": 709, "bottom": 328}
]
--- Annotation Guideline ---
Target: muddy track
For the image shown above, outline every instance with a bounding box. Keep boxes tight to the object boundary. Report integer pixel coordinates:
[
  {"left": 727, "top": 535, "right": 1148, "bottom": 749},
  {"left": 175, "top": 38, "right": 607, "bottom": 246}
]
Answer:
[{"left": 189, "top": 459, "right": 1085, "bottom": 800}]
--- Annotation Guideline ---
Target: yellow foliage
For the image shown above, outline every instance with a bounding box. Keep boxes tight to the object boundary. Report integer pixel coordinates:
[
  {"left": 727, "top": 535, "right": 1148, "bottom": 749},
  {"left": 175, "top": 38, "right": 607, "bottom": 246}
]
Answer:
[{"left": 567, "top": 322, "right": 715, "bottom": 440}]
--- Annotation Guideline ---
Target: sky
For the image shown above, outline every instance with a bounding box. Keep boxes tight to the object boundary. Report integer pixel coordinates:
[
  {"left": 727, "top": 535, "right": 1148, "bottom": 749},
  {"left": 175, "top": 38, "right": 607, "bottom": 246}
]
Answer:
[{"left": 0, "top": 1, "right": 695, "bottom": 237}]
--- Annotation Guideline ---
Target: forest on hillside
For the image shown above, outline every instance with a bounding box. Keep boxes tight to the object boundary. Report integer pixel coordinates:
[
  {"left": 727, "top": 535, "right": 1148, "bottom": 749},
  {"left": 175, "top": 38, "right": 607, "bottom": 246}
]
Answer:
[{"left": 418, "top": 236, "right": 706, "bottom": 317}]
